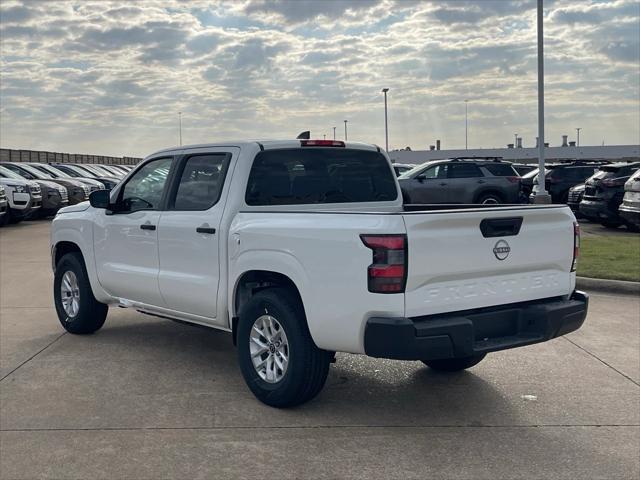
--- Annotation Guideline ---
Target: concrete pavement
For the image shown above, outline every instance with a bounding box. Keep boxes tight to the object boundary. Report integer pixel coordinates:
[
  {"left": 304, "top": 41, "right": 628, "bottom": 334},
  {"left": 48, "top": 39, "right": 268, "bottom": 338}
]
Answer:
[{"left": 1, "top": 220, "right": 639, "bottom": 479}]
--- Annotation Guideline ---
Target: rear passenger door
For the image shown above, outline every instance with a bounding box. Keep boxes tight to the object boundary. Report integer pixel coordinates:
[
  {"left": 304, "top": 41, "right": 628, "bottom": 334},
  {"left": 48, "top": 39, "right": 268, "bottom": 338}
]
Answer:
[
  {"left": 446, "top": 163, "right": 484, "bottom": 203},
  {"left": 157, "top": 148, "right": 236, "bottom": 324}
]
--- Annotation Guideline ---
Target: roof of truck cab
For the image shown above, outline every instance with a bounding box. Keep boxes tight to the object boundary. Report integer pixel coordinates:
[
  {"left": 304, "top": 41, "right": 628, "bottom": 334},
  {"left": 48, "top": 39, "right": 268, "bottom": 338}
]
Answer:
[{"left": 147, "top": 140, "right": 381, "bottom": 158}]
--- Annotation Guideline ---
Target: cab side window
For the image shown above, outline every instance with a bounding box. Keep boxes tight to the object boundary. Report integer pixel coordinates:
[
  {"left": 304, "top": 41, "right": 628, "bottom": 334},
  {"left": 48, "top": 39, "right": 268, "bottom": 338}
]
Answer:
[
  {"left": 448, "top": 163, "right": 483, "bottom": 178},
  {"left": 422, "top": 165, "right": 447, "bottom": 179},
  {"left": 172, "top": 154, "right": 230, "bottom": 211},
  {"left": 118, "top": 157, "right": 172, "bottom": 213}
]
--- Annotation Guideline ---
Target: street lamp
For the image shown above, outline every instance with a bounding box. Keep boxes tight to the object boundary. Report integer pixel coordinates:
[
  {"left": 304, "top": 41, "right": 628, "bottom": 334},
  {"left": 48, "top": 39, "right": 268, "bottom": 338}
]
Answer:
[
  {"left": 464, "top": 99, "right": 469, "bottom": 149},
  {"left": 344, "top": 120, "right": 348, "bottom": 141},
  {"left": 382, "top": 88, "right": 389, "bottom": 152},
  {"left": 178, "top": 111, "right": 183, "bottom": 146},
  {"left": 333, "top": 126, "right": 336, "bottom": 140},
  {"left": 576, "top": 127, "right": 582, "bottom": 147},
  {"left": 323, "top": 134, "right": 326, "bottom": 140},
  {"left": 534, "top": 0, "right": 550, "bottom": 203}
]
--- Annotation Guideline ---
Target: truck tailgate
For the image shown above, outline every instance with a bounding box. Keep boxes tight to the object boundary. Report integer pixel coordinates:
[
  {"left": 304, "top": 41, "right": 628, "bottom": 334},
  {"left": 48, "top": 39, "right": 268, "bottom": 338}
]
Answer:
[{"left": 403, "top": 206, "right": 576, "bottom": 317}]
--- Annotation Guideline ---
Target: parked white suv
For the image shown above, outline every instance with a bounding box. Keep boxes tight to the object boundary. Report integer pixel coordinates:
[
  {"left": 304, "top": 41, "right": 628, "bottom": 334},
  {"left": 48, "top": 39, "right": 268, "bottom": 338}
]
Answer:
[
  {"left": 0, "top": 166, "right": 42, "bottom": 224},
  {"left": 51, "top": 140, "right": 588, "bottom": 407}
]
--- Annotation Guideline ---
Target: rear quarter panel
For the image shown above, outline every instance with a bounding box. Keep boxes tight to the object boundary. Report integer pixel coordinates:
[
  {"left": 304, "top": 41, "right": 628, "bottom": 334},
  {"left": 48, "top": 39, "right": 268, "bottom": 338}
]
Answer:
[{"left": 229, "top": 212, "right": 406, "bottom": 354}]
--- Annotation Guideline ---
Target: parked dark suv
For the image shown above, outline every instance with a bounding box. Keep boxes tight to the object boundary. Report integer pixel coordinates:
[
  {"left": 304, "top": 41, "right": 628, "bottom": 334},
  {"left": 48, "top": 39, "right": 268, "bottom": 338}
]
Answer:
[
  {"left": 580, "top": 162, "right": 640, "bottom": 228},
  {"left": 527, "top": 161, "right": 607, "bottom": 204},
  {"left": 398, "top": 158, "right": 521, "bottom": 204}
]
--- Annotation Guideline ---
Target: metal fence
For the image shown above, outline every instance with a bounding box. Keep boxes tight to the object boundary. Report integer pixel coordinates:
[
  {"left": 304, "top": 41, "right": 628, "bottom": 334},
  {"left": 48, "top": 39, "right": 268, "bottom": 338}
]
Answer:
[{"left": 0, "top": 148, "right": 141, "bottom": 165}]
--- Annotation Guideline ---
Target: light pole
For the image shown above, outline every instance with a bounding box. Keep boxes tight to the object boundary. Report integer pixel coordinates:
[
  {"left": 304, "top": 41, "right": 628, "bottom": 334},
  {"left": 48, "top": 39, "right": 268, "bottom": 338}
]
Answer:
[
  {"left": 178, "top": 111, "right": 182, "bottom": 146},
  {"left": 333, "top": 126, "right": 336, "bottom": 140},
  {"left": 323, "top": 134, "right": 326, "bottom": 140},
  {"left": 464, "top": 99, "right": 469, "bottom": 149},
  {"left": 534, "top": 0, "right": 550, "bottom": 203},
  {"left": 514, "top": 133, "right": 518, "bottom": 147},
  {"left": 382, "top": 88, "right": 389, "bottom": 152},
  {"left": 344, "top": 120, "right": 348, "bottom": 141},
  {"left": 576, "top": 127, "right": 582, "bottom": 147}
]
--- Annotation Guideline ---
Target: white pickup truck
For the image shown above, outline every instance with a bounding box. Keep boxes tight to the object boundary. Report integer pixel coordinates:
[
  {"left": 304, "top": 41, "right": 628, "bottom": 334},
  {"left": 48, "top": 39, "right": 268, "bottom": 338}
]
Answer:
[{"left": 51, "top": 140, "right": 588, "bottom": 407}]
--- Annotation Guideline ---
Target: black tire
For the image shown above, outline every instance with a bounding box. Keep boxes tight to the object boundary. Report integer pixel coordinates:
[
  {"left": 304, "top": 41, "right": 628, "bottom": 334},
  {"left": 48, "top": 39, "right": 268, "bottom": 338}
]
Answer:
[
  {"left": 237, "top": 287, "right": 332, "bottom": 408},
  {"left": 7, "top": 209, "right": 21, "bottom": 224},
  {"left": 54, "top": 252, "right": 108, "bottom": 334},
  {"left": 626, "top": 223, "right": 640, "bottom": 233},
  {"left": 422, "top": 354, "right": 486, "bottom": 372},
  {"left": 476, "top": 193, "right": 503, "bottom": 205},
  {"left": 601, "top": 220, "right": 621, "bottom": 229}
]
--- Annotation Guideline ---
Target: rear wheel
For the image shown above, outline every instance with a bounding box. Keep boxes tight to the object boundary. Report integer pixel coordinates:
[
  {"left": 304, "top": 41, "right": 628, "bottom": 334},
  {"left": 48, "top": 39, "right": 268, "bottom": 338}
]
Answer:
[
  {"left": 237, "top": 288, "right": 332, "bottom": 408},
  {"left": 422, "top": 354, "right": 486, "bottom": 372},
  {"left": 477, "top": 193, "right": 502, "bottom": 205},
  {"left": 54, "top": 252, "right": 108, "bottom": 334},
  {"left": 601, "top": 220, "right": 621, "bottom": 229}
]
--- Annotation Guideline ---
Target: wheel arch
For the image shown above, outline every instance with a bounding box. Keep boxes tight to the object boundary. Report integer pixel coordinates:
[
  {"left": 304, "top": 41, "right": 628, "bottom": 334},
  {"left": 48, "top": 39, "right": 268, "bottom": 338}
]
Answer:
[
  {"left": 52, "top": 241, "right": 83, "bottom": 272},
  {"left": 473, "top": 188, "right": 505, "bottom": 203},
  {"left": 231, "top": 270, "right": 305, "bottom": 346}
]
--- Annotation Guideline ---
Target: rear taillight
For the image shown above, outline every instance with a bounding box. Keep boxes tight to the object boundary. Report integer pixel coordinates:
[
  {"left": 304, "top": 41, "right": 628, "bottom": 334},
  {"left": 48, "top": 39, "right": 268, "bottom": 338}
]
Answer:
[
  {"left": 506, "top": 176, "right": 521, "bottom": 184},
  {"left": 360, "top": 234, "right": 407, "bottom": 293},
  {"left": 301, "top": 140, "right": 345, "bottom": 147},
  {"left": 571, "top": 222, "right": 580, "bottom": 272},
  {"left": 601, "top": 177, "right": 626, "bottom": 187}
]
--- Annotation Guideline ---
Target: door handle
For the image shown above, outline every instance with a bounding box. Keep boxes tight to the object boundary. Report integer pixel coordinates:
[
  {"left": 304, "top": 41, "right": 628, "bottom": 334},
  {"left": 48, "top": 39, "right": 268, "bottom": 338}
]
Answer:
[
  {"left": 477, "top": 180, "right": 486, "bottom": 184},
  {"left": 140, "top": 223, "right": 156, "bottom": 231},
  {"left": 196, "top": 227, "right": 216, "bottom": 234},
  {"left": 439, "top": 182, "right": 447, "bottom": 186}
]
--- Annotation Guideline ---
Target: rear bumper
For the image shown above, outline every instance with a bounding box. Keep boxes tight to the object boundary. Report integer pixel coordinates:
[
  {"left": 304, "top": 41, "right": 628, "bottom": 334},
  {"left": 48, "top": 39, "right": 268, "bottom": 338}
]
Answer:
[
  {"left": 364, "top": 291, "right": 588, "bottom": 361},
  {"left": 579, "top": 199, "right": 618, "bottom": 220},
  {"left": 619, "top": 208, "right": 640, "bottom": 226}
]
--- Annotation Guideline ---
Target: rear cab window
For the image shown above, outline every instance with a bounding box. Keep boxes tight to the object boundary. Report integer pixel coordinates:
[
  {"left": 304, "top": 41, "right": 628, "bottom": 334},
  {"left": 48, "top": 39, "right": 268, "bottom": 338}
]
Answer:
[{"left": 245, "top": 148, "right": 398, "bottom": 206}]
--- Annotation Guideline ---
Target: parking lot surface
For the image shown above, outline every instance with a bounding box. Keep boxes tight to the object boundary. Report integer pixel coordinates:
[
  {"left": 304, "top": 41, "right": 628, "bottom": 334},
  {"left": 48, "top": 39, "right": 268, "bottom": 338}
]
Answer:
[{"left": 1, "top": 220, "right": 639, "bottom": 479}]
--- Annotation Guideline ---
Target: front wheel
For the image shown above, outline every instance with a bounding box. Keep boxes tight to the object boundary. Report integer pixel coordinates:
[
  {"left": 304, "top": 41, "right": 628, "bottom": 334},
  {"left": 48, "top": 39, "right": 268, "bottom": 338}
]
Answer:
[
  {"left": 54, "top": 252, "right": 108, "bottom": 334},
  {"left": 477, "top": 193, "right": 502, "bottom": 205},
  {"left": 601, "top": 220, "right": 621, "bottom": 229},
  {"left": 422, "top": 354, "right": 486, "bottom": 372},
  {"left": 237, "top": 288, "right": 332, "bottom": 408}
]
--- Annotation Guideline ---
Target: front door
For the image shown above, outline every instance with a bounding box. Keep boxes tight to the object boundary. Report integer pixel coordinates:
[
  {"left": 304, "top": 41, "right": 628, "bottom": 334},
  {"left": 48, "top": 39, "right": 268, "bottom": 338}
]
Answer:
[
  {"left": 410, "top": 164, "right": 449, "bottom": 203},
  {"left": 157, "top": 149, "right": 236, "bottom": 323},
  {"left": 93, "top": 157, "right": 174, "bottom": 306}
]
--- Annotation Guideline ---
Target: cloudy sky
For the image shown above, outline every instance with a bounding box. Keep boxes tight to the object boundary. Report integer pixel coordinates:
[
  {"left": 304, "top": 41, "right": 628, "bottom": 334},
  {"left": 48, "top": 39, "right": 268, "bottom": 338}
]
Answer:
[{"left": 1, "top": 0, "right": 638, "bottom": 157}]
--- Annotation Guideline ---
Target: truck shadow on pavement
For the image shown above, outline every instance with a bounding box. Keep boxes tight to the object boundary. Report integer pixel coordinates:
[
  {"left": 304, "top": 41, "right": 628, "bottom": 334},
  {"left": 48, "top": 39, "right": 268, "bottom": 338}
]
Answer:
[{"left": 74, "top": 313, "right": 518, "bottom": 428}]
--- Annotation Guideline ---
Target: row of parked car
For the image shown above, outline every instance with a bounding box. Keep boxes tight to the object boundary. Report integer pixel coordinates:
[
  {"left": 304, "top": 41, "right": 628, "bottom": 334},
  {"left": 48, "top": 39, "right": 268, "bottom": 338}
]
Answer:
[
  {"left": 0, "top": 162, "right": 133, "bottom": 225},
  {"left": 393, "top": 157, "right": 640, "bottom": 232}
]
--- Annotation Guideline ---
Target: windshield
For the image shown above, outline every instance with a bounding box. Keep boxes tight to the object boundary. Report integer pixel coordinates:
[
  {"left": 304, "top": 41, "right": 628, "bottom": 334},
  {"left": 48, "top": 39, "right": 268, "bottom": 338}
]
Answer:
[
  {"left": 80, "top": 164, "right": 109, "bottom": 176},
  {"left": 56, "top": 165, "right": 82, "bottom": 177},
  {"left": 522, "top": 168, "right": 541, "bottom": 179},
  {"left": 72, "top": 164, "right": 99, "bottom": 176},
  {"left": 398, "top": 161, "right": 436, "bottom": 179},
  {"left": 0, "top": 165, "right": 25, "bottom": 180},
  {"left": 14, "top": 163, "right": 53, "bottom": 179},
  {"left": 37, "top": 164, "right": 73, "bottom": 179}
]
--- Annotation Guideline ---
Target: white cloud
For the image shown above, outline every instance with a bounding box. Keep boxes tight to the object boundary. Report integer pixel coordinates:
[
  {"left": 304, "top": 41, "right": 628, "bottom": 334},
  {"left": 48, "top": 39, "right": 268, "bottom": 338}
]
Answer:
[{"left": 0, "top": 0, "right": 638, "bottom": 156}]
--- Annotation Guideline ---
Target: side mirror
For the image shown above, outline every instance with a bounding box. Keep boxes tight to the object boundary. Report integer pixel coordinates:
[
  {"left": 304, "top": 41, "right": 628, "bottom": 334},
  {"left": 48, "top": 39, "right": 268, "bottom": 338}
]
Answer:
[
  {"left": 416, "top": 174, "right": 426, "bottom": 182},
  {"left": 89, "top": 189, "right": 110, "bottom": 209}
]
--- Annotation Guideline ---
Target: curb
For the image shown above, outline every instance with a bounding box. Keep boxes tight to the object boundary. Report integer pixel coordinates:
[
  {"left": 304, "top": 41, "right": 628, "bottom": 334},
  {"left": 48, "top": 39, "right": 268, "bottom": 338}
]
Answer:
[{"left": 576, "top": 276, "right": 640, "bottom": 296}]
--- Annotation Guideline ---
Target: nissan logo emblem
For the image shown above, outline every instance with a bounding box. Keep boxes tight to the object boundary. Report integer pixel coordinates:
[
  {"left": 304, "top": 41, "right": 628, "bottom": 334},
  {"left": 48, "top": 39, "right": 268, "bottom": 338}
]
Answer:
[{"left": 493, "top": 240, "right": 511, "bottom": 260}]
